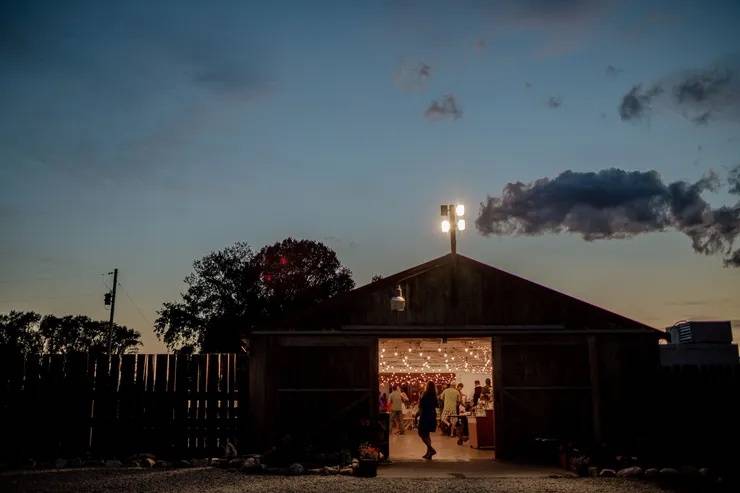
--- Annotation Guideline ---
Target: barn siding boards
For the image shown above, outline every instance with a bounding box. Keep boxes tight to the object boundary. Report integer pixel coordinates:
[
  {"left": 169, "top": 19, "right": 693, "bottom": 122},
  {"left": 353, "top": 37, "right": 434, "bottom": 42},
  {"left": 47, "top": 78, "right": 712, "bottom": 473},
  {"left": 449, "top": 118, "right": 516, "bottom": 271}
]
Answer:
[
  {"left": 587, "top": 336, "right": 602, "bottom": 444},
  {"left": 493, "top": 335, "right": 594, "bottom": 460},
  {"left": 273, "top": 254, "right": 657, "bottom": 334},
  {"left": 248, "top": 336, "right": 273, "bottom": 450},
  {"left": 596, "top": 334, "right": 659, "bottom": 451},
  {"left": 247, "top": 334, "right": 378, "bottom": 453}
]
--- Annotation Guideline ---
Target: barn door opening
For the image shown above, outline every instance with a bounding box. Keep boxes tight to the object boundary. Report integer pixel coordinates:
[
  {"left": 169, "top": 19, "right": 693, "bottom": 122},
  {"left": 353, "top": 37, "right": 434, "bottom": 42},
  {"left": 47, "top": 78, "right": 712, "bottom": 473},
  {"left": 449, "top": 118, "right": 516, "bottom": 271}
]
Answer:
[{"left": 378, "top": 337, "right": 495, "bottom": 461}]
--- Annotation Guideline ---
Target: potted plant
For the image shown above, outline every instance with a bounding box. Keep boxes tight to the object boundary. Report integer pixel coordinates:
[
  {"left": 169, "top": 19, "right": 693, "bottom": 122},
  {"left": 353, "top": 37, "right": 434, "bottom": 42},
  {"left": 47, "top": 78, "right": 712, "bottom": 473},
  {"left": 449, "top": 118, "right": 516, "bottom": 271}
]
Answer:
[{"left": 356, "top": 443, "right": 381, "bottom": 477}]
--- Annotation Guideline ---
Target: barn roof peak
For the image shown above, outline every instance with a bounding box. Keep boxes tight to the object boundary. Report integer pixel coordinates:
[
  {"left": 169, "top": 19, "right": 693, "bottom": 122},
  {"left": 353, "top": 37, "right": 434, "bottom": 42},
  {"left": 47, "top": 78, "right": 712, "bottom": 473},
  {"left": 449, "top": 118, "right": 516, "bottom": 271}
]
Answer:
[{"left": 269, "top": 252, "right": 659, "bottom": 334}]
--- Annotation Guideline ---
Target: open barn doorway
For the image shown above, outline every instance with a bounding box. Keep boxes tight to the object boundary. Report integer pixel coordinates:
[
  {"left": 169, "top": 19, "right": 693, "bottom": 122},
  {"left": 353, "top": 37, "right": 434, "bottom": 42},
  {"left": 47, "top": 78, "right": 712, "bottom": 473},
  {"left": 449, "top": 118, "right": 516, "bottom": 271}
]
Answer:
[{"left": 378, "top": 337, "right": 495, "bottom": 461}]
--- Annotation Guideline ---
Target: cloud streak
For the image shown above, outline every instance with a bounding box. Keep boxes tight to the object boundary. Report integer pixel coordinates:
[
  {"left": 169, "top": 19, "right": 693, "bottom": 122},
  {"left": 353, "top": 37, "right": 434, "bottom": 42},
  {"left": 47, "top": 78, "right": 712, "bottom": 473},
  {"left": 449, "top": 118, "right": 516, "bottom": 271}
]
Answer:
[
  {"left": 394, "top": 60, "right": 432, "bottom": 91},
  {"left": 476, "top": 168, "right": 740, "bottom": 267},
  {"left": 425, "top": 94, "right": 462, "bottom": 120},
  {"left": 729, "top": 165, "right": 740, "bottom": 195},
  {"left": 547, "top": 96, "right": 562, "bottom": 108},
  {"left": 619, "top": 57, "right": 740, "bottom": 124},
  {"left": 619, "top": 84, "right": 663, "bottom": 120}
]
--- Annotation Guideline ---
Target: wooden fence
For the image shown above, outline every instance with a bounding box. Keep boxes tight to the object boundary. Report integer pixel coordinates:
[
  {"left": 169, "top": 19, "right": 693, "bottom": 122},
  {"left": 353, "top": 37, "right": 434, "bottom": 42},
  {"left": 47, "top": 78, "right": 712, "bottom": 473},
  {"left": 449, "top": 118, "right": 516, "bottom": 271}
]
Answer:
[{"left": 0, "top": 352, "right": 248, "bottom": 462}]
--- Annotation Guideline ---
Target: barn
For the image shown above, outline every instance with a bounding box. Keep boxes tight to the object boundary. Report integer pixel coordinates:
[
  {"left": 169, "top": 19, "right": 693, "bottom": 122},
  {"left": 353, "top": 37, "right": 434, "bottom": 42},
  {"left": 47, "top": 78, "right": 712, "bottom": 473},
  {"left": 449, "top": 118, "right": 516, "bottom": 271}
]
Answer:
[{"left": 247, "top": 253, "right": 661, "bottom": 462}]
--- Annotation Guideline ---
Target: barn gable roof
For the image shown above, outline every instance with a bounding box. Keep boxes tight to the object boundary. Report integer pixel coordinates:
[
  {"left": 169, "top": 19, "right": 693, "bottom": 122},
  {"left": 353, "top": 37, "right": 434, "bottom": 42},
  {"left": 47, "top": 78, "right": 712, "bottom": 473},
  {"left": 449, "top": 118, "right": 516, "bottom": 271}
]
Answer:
[{"left": 269, "top": 253, "right": 658, "bottom": 334}]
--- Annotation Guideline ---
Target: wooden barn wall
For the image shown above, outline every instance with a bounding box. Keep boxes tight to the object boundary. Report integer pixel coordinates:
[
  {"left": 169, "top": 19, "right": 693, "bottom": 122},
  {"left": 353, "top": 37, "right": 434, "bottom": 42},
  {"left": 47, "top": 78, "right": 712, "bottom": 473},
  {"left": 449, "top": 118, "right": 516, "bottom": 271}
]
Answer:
[
  {"left": 249, "top": 335, "right": 380, "bottom": 454},
  {"left": 595, "top": 334, "right": 660, "bottom": 451},
  {"left": 493, "top": 334, "right": 594, "bottom": 460},
  {"left": 493, "top": 333, "right": 659, "bottom": 460},
  {"left": 311, "top": 259, "right": 643, "bottom": 329}
]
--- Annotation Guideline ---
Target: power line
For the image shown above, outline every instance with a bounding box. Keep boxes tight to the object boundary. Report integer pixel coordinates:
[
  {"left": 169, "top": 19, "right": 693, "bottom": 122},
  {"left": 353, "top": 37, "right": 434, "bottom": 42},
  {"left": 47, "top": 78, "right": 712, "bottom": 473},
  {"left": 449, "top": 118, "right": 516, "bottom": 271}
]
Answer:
[{"left": 117, "top": 278, "right": 154, "bottom": 329}]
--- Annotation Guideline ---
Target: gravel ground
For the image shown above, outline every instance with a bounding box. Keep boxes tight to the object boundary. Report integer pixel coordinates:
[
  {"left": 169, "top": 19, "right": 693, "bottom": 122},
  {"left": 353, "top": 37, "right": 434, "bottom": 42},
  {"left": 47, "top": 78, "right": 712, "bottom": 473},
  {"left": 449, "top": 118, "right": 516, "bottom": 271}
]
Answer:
[{"left": 0, "top": 467, "right": 675, "bottom": 493}]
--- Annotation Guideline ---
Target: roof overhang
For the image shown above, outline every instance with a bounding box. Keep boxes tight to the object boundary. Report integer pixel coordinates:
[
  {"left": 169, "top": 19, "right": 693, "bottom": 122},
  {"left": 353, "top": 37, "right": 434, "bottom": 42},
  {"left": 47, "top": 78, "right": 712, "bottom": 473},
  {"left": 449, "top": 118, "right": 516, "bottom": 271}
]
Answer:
[{"left": 251, "top": 324, "right": 660, "bottom": 337}]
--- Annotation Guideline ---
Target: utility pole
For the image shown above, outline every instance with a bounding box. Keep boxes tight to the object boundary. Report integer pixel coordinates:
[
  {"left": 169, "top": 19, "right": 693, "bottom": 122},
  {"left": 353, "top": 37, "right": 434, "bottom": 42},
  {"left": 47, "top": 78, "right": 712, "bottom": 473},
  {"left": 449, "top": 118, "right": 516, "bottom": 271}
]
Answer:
[{"left": 106, "top": 268, "right": 118, "bottom": 355}]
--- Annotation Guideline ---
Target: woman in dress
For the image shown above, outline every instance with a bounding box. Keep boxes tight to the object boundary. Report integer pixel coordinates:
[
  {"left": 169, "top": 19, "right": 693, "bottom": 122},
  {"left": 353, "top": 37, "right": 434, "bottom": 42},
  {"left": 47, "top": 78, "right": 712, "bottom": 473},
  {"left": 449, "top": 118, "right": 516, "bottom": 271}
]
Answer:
[{"left": 416, "top": 381, "right": 438, "bottom": 459}]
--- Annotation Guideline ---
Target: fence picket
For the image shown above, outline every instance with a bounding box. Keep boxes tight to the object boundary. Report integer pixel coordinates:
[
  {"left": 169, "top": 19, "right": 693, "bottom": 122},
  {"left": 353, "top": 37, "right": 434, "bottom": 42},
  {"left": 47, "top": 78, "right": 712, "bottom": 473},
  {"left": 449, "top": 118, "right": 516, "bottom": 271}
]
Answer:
[{"left": 0, "top": 352, "right": 248, "bottom": 461}]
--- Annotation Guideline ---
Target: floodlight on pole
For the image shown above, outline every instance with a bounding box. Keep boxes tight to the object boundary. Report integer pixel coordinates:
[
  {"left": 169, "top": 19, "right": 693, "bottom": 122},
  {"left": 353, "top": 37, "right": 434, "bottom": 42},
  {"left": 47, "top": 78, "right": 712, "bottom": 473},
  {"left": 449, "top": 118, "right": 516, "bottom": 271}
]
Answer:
[{"left": 440, "top": 202, "right": 465, "bottom": 255}]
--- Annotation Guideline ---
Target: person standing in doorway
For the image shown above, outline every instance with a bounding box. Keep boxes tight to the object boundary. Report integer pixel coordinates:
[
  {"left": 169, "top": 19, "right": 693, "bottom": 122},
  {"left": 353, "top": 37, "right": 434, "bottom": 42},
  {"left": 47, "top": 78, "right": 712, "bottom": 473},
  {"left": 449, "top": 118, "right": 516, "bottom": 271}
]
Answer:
[
  {"left": 379, "top": 392, "right": 388, "bottom": 413},
  {"left": 389, "top": 385, "right": 408, "bottom": 434},
  {"left": 417, "top": 381, "right": 438, "bottom": 459},
  {"left": 481, "top": 378, "right": 493, "bottom": 405},
  {"left": 440, "top": 382, "right": 461, "bottom": 431},
  {"left": 456, "top": 383, "right": 466, "bottom": 405},
  {"left": 472, "top": 380, "right": 482, "bottom": 406}
]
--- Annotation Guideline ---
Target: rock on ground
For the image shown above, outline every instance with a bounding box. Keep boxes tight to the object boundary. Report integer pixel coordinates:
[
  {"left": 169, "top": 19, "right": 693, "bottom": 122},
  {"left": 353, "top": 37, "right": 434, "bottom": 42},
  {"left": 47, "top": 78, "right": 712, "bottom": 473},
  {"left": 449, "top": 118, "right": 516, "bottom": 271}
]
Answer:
[{"left": 0, "top": 468, "right": 676, "bottom": 493}]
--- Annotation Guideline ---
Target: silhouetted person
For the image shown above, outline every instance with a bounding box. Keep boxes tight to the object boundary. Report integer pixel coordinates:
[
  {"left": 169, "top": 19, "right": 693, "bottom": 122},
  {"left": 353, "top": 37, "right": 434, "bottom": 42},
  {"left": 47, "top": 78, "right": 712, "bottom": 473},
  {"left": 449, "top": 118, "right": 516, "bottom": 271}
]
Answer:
[
  {"left": 472, "top": 380, "right": 482, "bottom": 405},
  {"left": 481, "top": 377, "right": 492, "bottom": 405},
  {"left": 416, "top": 381, "right": 438, "bottom": 459},
  {"left": 379, "top": 392, "right": 388, "bottom": 412}
]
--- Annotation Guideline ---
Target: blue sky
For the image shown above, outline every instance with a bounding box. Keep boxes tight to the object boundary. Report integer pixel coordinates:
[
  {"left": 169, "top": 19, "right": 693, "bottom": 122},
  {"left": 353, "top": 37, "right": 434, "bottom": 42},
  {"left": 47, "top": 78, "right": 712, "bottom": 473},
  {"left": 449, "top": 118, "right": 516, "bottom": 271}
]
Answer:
[{"left": 1, "top": 1, "right": 739, "bottom": 351}]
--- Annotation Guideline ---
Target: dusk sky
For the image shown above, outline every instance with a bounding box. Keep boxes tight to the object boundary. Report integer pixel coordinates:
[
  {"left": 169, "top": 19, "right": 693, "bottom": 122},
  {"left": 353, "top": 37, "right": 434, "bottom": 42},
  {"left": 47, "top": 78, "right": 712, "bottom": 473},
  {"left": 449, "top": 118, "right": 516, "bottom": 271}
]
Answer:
[{"left": 1, "top": 0, "right": 739, "bottom": 352}]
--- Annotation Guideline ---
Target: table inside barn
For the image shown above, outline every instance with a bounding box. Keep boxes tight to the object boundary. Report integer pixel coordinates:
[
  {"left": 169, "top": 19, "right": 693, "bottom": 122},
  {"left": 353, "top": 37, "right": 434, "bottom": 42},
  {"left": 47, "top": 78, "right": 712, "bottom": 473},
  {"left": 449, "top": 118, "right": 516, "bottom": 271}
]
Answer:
[{"left": 468, "top": 409, "right": 494, "bottom": 449}]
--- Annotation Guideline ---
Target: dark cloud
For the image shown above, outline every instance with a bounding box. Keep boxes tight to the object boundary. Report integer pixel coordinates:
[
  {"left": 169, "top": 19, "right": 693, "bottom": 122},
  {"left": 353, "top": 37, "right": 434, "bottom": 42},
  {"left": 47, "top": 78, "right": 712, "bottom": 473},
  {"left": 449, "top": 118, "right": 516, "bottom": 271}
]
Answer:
[
  {"left": 725, "top": 249, "right": 740, "bottom": 267},
  {"left": 619, "top": 84, "right": 663, "bottom": 120},
  {"left": 619, "top": 58, "right": 740, "bottom": 123},
  {"left": 476, "top": 168, "right": 740, "bottom": 267},
  {"left": 692, "top": 111, "right": 711, "bottom": 125},
  {"left": 729, "top": 165, "right": 740, "bottom": 195},
  {"left": 547, "top": 96, "right": 562, "bottom": 108},
  {"left": 394, "top": 61, "right": 432, "bottom": 91},
  {"left": 674, "top": 68, "right": 732, "bottom": 104},
  {"left": 606, "top": 65, "right": 623, "bottom": 77},
  {"left": 425, "top": 94, "right": 462, "bottom": 120}
]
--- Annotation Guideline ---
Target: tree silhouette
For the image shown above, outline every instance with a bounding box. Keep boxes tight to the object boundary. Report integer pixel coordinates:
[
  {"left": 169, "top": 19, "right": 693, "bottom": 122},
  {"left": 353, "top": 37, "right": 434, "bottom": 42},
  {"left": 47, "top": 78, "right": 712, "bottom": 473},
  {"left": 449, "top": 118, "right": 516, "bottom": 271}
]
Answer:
[
  {"left": 155, "top": 238, "right": 355, "bottom": 352},
  {"left": 0, "top": 311, "right": 42, "bottom": 353},
  {"left": 0, "top": 311, "right": 141, "bottom": 354},
  {"left": 40, "top": 315, "right": 141, "bottom": 354}
]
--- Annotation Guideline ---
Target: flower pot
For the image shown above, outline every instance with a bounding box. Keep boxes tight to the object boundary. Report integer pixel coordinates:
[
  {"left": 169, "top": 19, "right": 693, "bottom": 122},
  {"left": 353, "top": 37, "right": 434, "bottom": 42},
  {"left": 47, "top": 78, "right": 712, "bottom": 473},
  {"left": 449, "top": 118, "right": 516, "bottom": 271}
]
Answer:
[{"left": 356, "top": 459, "right": 378, "bottom": 477}]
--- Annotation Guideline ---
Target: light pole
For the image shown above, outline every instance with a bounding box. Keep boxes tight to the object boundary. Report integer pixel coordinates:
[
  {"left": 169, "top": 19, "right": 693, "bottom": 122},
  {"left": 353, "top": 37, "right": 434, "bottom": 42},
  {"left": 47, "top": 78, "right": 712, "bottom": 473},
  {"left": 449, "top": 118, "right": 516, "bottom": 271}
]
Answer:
[{"left": 440, "top": 203, "right": 466, "bottom": 256}]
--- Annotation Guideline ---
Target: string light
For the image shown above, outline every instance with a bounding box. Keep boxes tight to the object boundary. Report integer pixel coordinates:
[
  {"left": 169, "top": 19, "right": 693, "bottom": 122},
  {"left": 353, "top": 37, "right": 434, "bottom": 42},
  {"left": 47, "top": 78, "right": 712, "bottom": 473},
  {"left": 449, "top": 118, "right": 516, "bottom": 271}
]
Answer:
[{"left": 378, "top": 338, "right": 493, "bottom": 374}]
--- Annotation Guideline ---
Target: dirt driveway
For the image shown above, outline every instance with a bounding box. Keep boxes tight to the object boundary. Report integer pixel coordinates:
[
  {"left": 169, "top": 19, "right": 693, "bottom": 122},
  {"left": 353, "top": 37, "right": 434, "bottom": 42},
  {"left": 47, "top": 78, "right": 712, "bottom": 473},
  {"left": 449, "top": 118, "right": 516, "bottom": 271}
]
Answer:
[{"left": 0, "top": 467, "right": 676, "bottom": 493}]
